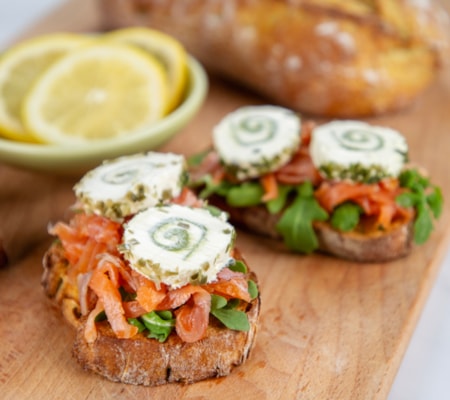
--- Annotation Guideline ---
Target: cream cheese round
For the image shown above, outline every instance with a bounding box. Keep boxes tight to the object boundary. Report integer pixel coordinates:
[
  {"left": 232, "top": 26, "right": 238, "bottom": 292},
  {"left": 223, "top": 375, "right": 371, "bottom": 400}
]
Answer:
[
  {"left": 310, "top": 120, "right": 408, "bottom": 182},
  {"left": 74, "top": 152, "right": 186, "bottom": 221},
  {"left": 120, "top": 204, "right": 235, "bottom": 289},
  {"left": 212, "top": 105, "right": 301, "bottom": 180}
]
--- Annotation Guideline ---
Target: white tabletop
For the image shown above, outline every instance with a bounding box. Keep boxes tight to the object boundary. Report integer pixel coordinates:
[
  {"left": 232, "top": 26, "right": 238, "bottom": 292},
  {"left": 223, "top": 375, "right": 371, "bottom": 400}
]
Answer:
[{"left": 1, "top": 1, "right": 450, "bottom": 399}]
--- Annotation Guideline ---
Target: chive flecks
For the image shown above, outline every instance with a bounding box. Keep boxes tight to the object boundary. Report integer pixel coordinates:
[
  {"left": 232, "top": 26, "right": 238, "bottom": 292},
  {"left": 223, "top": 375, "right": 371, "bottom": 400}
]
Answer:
[{"left": 73, "top": 152, "right": 186, "bottom": 222}]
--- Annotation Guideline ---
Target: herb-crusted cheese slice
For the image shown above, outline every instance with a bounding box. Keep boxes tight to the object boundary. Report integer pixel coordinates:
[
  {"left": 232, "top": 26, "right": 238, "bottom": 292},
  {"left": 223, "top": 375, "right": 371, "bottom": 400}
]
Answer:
[
  {"left": 74, "top": 152, "right": 186, "bottom": 221},
  {"left": 310, "top": 120, "right": 408, "bottom": 183},
  {"left": 120, "top": 204, "right": 235, "bottom": 289},
  {"left": 212, "top": 105, "right": 301, "bottom": 180}
]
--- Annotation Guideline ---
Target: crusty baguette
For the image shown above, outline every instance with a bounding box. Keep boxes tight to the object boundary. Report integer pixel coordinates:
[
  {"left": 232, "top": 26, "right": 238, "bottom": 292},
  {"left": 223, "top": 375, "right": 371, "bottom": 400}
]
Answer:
[
  {"left": 98, "top": 0, "right": 450, "bottom": 117},
  {"left": 42, "top": 242, "right": 261, "bottom": 386},
  {"left": 209, "top": 196, "right": 414, "bottom": 263}
]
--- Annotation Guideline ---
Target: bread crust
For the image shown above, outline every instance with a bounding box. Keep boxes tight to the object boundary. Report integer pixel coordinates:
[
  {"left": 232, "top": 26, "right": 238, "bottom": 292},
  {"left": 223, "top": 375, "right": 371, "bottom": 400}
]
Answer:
[
  {"left": 99, "top": 0, "right": 449, "bottom": 117},
  {"left": 209, "top": 196, "right": 414, "bottom": 262},
  {"left": 42, "top": 242, "right": 261, "bottom": 386},
  {"left": 72, "top": 297, "right": 259, "bottom": 386}
]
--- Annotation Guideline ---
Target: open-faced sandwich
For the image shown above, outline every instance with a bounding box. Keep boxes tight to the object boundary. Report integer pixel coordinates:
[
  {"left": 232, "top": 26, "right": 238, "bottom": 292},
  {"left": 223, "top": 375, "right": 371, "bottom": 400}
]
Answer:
[
  {"left": 189, "top": 106, "right": 443, "bottom": 262},
  {"left": 42, "top": 151, "right": 260, "bottom": 386}
]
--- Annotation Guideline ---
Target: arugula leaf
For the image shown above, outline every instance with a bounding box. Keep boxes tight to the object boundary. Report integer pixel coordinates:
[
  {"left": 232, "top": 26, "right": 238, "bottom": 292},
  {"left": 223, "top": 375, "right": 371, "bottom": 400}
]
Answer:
[
  {"left": 229, "top": 259, "right": 248, "bottom": 273},
  {"left": 276, "top": 182, "right": 328, "bottom": 253},
  {"left": 210, "top": 294, "right": 250, "bottom": 331},
  {"left": 197, "top": 174, "right": 231, "bottom": 199},
  {"left": 266, "top": 184, "right": 293, "bottom": 214},
  {"left": 226, "top": 182, "right": 264, "bottom": 207},
  {"left": 94, "top": 310, "right": 106, "bottom": 322},
  {"left": 428, "top": 186, "right": 443, "bottom": 219},
  {"left": 247, "top": 279, "right": 259, "bottom": 300},
  {"left": 119, "top": 286, "right": 137, "bottom": 302},
  {"left": 205, "top": 204, "right": 227, "bottom": 218},
  {"left": 397, "top": 169, "right": 443, "bottom": 244},
  {"left": 414, "top": 200, "right": 435, "bottom": 244},
  {"left": 128, "top": 317, "right": 146, "bottom": 333},
  {"left": 140, "top": 310, "right": 175, "bottom": 342},
  {"left": 211, "top": 293, "right": 228, "bottom": 309},
  {"left": 187, "top": 150, "right": 209, "bottom": 167},
  {"left": 330, "top": 203, "right": 363, "bottom": 232},
  {"left": 212, "top": 309, "right": 250, "bottom": 331}
]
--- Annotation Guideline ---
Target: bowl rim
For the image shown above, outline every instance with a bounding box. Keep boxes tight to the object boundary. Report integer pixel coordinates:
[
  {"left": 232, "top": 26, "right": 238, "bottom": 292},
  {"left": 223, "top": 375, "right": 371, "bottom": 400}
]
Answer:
[{"left": 0, "top": 56, "right": 208, "bottom": 173}]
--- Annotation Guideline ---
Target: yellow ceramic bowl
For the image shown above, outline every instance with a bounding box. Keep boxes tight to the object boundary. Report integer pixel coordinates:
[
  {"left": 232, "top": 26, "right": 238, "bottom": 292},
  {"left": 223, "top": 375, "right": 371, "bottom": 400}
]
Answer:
[{"left": 0, "top": 56, "right": 208, "bottom": 175}]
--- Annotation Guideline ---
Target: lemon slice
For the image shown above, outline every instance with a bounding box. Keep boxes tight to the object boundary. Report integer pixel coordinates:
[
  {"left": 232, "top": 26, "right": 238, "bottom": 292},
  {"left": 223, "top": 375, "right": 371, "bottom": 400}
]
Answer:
[
  {"left": 0, "top": 33, "right": 89, "bottom": 142},
  {"left": 103, "top": 27, "right": 188, "bottom": 113},
  {"left": 22, "top": 43, "right": 169, "bottom": 145}
]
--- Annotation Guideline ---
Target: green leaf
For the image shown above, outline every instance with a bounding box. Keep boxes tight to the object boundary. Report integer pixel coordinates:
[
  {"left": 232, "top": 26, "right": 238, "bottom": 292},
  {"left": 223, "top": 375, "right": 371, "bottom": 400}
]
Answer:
[
  {"left": 427, "top": 186, "right": 443, "bottom": 219},
  {"left": 187, "top": 150, "right": 209, "bottom": 167},
  {"left": 140, "top": 310, "right": 175, "bottom": 342},
  {"left": 247, "top": 279, "right": 259, "bottom": 300},
  {"left": 226, "top": 182, "right": 264, "bottom": 207},
  {"left": 94, "top": 310, "right": 106, "bottom": 322},
  {"left": 197, "top": 175, "right": 228, "bottom": 198},
  {"left": 211, "top": 308, "right": 250, "bottom": 331},
  {"left": 266, "top": 184, "right": 293, "bottom": 214},
  {"left": 413, "top": 201, "right": 434, "bottom": 244},
  {"left": 399, "top": 168, "right": 429, "bottom": 190},
  {"left": 229, "top": 260, "right": 247, "bottom": 273},
  {"left": 205, "top": 204, "right": 226, "bottom": 218},
  {"left": 276, "top": 182, "right": 328, "bottom": 253},
  {"left": 298, "top": 181, "right": 314, "bottom": 197},
  {"left": 330, "top": 203, "right": 362, "bottom": 232},
  {"left": 210, "top": 294, "right": 250, "bottom": 331},
  {"left": 128, "top": 317, "right": 146, "bottom": 333},
  {"left": 119, "top": 286, "right": 137, "bottom": 301},
  {"left": 226, "top": 298, "right": 240, "bottom": 309},
  {"left": 396, "top": 192, "right": 418, "bottom": 208},
  {"left": 211, "top": 294, "right": 227, "bottom": 310},
  {"left": 397, "top": 168, "right": 443, "bottom": 244}
]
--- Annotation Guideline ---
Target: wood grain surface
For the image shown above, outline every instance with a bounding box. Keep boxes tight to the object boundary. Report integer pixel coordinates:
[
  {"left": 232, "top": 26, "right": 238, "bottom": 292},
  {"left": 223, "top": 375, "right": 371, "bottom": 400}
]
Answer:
[{"left": 1, "top": 1, "right": 450, "bottom": 399}]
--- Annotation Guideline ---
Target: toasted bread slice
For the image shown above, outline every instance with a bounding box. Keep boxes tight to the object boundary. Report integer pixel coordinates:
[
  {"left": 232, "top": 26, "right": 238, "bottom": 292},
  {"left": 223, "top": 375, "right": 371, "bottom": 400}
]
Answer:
[
  {"left": 209, "top": 196, "right": 414, "bottom": 263},
  {"left": 72, "top": 298, "right": 259, "bottom": 386},
  {"left": 42, "top": 242, "right": 261, "bottom": 386}
]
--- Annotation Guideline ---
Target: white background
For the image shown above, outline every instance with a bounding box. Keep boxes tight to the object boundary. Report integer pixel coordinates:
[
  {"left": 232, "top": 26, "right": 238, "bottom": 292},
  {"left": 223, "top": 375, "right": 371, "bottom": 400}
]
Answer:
[{"left": 1, "top": 1, "right": 450, "bottom": 398}]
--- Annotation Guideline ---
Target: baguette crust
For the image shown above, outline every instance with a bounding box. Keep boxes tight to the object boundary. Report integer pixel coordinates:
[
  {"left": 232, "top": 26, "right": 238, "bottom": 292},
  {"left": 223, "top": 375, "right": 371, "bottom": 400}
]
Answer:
[
  {"left": 99, "top": 0, "right": 450, "bottom": 117},
  {"left": 209, "top": 196, "right": 414, "bottom": 262},
  {"left": 42, "top": 242, "right": 260, "bottom": 386}
]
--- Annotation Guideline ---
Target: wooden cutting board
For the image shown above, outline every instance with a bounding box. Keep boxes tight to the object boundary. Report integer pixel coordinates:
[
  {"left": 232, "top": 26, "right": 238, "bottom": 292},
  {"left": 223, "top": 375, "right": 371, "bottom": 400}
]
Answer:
[{"left": 1, "top": 1, "right": 450, "bottom": 399}]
